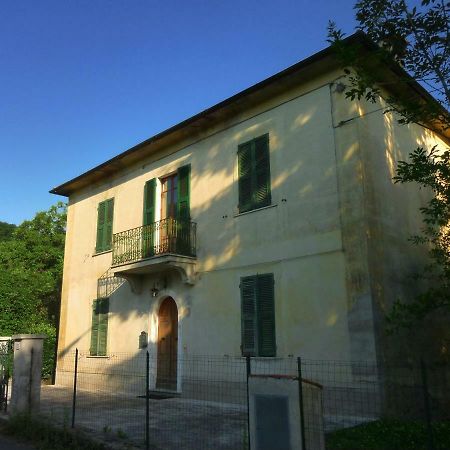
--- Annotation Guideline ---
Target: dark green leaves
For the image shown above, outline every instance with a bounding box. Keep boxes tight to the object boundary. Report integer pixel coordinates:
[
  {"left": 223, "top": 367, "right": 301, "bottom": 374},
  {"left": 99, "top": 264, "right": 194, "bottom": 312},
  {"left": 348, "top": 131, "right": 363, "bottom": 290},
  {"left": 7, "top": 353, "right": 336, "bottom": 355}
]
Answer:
[
  {"left": 0, "top": 202, "right": 66, "bottom": 377},
  {"left": 329, "top": 0, "right": 450, "bottom": 132}
]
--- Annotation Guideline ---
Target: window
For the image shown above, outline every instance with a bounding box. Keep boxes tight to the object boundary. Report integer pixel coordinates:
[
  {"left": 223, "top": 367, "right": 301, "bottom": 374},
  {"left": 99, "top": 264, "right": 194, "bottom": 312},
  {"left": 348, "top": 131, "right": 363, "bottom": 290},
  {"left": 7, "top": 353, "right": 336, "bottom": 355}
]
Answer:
[
  {"left": 143, "top": 165, "right": 190, "bottom": 225},
  {"left": 240, "top": 273, "right": 276, "bottom": 357},
  {"left": 95, "top": 198, "right": 114, "bottom": 253},
  {"left": 161, "top": 173, "right": 179, "bottom": 220},
  {"left": 90, "top": 298, "right": 109, "bottom": 356},
  {"left": 238, "top": 134, "right": 271, "bottom": 213},
  {"left": 143, "top": 165, "right": 191, "bottom": 256}
]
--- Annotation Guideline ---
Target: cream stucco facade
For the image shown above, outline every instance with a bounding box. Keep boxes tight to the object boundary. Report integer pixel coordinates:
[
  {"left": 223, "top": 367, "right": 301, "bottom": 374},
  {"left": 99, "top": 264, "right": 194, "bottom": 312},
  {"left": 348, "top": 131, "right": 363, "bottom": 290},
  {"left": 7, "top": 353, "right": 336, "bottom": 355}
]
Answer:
[{"left": 53, "top": 38, "right": 448, "bottom": 388}]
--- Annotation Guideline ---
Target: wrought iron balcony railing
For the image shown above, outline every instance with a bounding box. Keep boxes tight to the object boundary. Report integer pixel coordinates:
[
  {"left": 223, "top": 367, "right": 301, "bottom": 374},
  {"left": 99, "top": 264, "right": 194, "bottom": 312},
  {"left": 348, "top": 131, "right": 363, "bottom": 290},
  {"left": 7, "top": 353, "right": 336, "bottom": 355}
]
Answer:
[{"left": 112, "top": 218, "right": 197, "bottom": 266}]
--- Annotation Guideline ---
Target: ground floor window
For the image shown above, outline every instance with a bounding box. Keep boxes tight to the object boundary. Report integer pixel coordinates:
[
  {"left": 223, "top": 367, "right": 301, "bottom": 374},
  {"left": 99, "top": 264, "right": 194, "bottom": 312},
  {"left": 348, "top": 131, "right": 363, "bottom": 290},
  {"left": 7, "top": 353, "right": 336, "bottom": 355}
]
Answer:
[
  {"left": 90, "top": 298, "right": 109, "bottom": 356},
  {"left": 240, "top": 273, "right": 276, "bottom": 357}
]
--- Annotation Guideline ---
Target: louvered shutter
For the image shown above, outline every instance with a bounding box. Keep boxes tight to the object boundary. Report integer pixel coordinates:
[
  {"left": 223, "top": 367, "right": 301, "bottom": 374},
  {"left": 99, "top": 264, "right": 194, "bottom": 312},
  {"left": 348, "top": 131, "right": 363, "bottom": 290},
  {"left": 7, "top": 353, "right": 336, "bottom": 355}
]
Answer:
[
  {"left": 240, "top": 276, "right": 257, "bottom": 356},
  {"left": 177, "top": 165, "right": 191, "bottom": 220},
  {"left": 177, "top": 165, "right": 191, "bottom": 255},
  {"left": 143, "top": 179, "right": 156, "bottom": 225},
  {"left": 96, "top": 202, "right": 107, "bottom": 252},
  {"left": 256, "top": 274, "right": 276, "bottom": 357},
  {"left": 143, "top": 179, "right": 156, "bottom": 257},
  {"left": 90, "top": 300, "right": 100, "bottom": 355},
  {"left": 238, "top": 142, "right": 253, "bottom": 213},
  {"left": 97, "top": 298, "right": 109, "bottom": 356},
  {"left": 104, "top": 199, "right": 114, "bottom": 250},
  {"left": 253, "top": 134, "right": 271, "bottom": 209}
]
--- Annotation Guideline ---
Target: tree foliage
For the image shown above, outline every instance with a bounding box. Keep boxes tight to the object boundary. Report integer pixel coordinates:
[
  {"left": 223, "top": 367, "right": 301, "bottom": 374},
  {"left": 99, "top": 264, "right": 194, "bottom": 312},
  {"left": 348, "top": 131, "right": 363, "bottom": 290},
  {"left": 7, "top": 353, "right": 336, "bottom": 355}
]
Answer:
[
  {"left": 0, "top": 202, "right": 66, "bottom": 376},
  {"left": 0, "top": 221, "right": 16, "bottom": 241},
  {"left": 328, "top": 0, "right": 450, "bottom": 328},
  {"left": 328, "top": 0, "right": 449, "bottom": 131}
]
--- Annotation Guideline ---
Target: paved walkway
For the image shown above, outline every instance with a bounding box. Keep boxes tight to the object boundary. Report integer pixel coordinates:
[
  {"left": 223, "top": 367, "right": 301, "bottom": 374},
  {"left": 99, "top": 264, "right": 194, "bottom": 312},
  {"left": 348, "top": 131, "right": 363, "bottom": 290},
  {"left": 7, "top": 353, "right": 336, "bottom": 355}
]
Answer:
[{"left": 40, "top": 385, "right": 247, "bottom": 450}]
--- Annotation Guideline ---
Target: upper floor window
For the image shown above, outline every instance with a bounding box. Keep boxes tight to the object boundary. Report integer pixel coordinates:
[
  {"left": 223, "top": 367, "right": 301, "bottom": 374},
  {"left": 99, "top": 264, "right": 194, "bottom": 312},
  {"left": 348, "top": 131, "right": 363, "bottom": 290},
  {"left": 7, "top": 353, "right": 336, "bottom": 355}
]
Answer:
[
  {"left": 95, "top": 198, "right": 114, "bottom": 253},
  {"left": 143, "top": 165, "right": 191, "bottom": 226},
  {"left": 161, "top": 173, "right": 178, "bottom": 220},
  {"left": 237, "top": 134, "right": 271, "bottom": 213},
  {"left": 142, "top": 165, "right": 191, "bottom": 257}
]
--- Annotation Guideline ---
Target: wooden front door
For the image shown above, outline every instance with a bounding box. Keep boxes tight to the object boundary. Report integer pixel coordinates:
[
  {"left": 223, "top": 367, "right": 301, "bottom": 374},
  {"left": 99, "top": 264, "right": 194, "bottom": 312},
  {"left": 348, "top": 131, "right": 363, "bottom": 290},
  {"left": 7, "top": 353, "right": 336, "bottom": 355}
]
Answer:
[{"left": 156, "top": 297, "right": 178, "bottom": 390}]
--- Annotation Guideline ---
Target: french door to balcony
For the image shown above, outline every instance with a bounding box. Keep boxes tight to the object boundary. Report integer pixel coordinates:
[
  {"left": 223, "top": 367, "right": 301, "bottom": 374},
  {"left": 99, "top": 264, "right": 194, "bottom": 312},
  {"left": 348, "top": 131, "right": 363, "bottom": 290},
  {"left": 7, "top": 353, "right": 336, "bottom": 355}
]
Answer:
[{"left": 160, "top": 174, "right": 178, "bottom": 254}]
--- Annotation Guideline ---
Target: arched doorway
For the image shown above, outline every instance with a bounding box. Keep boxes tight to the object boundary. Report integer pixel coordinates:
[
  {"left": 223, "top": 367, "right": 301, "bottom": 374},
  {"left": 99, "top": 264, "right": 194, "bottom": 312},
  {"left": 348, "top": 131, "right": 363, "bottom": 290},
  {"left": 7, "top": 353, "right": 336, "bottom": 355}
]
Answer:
[{"left": 156, "top": 297, "right": 178, "bottom": 390}]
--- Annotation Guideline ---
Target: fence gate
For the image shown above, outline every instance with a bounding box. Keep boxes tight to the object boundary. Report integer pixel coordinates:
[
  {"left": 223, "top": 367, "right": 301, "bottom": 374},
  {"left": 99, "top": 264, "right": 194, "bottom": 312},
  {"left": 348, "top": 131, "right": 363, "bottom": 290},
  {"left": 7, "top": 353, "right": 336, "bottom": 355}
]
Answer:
[{"left": 0, "top": 338, "right": 12, "bottom": 412}]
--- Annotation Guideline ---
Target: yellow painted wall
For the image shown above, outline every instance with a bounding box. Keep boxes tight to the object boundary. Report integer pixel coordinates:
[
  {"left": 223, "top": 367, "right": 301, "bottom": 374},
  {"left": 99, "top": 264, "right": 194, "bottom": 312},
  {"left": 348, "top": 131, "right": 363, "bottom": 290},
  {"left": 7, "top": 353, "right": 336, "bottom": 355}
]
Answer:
[{"left": 56, "top": 67, "right": 446, "bottom": 383}]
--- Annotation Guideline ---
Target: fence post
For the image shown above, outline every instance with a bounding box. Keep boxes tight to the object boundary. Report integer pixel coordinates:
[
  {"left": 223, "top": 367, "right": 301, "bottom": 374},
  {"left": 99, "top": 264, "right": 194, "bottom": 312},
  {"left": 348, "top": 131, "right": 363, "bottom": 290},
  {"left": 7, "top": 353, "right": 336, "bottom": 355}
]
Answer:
[
  {"left": 246, "top": 356, "right": 251, "bottom": 450},
  {"left": 71, "top": 348, "right": 78, "bottom": 429},
  {"left": 28, "top": 348, "right": 34, "bottom": 411},
  {"left": 145, "top": 351, "right": 150, "bottom": 450},
  {"left": 10, "top": 334, "right": 46, "bottom": 414},
  {"left": 297, "top": 357, "right": 307, "bottom": 450},
  {"left": 421, "top": 359, "right": 435, "bottom": 450}
]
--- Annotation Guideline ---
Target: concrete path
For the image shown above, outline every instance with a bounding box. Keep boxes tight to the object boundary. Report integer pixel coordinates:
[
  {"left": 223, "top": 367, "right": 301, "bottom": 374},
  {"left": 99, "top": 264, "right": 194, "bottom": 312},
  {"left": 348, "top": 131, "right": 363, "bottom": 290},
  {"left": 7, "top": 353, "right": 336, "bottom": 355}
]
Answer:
[{"left": 0, "top": 434, "right": 36, "bottom": 450}]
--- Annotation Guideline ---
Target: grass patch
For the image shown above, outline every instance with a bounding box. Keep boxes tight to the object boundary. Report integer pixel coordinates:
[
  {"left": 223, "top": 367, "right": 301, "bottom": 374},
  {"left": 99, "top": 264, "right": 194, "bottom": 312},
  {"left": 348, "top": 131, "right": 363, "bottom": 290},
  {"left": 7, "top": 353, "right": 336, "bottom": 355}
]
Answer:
[
  {"left": 326, "top": 419, "right": 450, "bottom": 450},
  {"left": 0, "top": 413, "right": 108, "bottom": 450}
]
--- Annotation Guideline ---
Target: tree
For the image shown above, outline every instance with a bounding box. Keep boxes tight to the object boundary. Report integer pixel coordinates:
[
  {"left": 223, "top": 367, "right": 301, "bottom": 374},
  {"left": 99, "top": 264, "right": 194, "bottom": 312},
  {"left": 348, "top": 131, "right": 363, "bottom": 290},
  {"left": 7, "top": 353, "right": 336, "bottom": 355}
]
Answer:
[
  {"left": 0, "top": 221, "right": 16, "bottom": 241},
  {"left": 328, "top": 0, "right": 450, "bottom": 328},
  {"left": 0, "top": 202, "right": 66, "bottom": 376}
]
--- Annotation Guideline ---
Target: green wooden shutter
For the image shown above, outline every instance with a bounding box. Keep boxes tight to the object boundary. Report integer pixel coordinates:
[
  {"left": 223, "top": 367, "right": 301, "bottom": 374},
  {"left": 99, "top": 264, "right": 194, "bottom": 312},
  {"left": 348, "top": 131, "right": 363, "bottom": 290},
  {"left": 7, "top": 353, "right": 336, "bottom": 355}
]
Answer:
[
  {"left": 104, "top": 199, "right": 114, "bottom": 250},
  {"left": 256, "top": 274, "right": 276, "bottom": 357},
  {"left": 90, "top": 300, "right": 100, "bottom": 355},
  {"left": 177, "top": 165, "right": 191, "bottom": 220},
  {"left": 253, "top": 134, "right": 271, "bottom": 209},
  {"left": 96, "top": 199, "right": 114, "bottom": 252},
  {"left": 97, "top": 298, "right": 109, "bottom": 356},
  {"left": 238, "top": 142, "right": 253, "bottom": 213},
  {"left": 90, "top": 298, "right": 109, "bottom": 356},
  {"left": 143, "top": 179, "right": 157, "bottom": 226},
  {"left": 96, "top": 202, "right": 107, "bottom": 253},
  {"left": 240, "top": 276, "right": 257, "bottom": 356},
  {"left": 143, "top": 179, "right": 156, "bottom": 257},
  {"left": 177, "top": 165, "right": 191, "bottom": 255}
]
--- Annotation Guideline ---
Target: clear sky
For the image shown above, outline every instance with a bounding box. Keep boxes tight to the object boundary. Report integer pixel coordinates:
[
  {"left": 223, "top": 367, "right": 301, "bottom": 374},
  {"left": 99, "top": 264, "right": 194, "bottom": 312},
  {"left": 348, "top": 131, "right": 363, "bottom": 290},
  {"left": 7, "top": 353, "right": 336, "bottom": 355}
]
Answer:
[{"left": 0, "top": 0, "right": 357, "bottom": 224}]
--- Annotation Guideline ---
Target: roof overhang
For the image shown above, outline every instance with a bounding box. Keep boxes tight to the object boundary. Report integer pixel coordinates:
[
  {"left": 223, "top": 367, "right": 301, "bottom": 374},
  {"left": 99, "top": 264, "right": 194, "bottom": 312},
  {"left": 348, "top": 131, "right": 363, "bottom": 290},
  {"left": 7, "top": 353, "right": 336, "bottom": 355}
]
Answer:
[{"left": 50, "top": 31, "right": 449, "bottom": 197}]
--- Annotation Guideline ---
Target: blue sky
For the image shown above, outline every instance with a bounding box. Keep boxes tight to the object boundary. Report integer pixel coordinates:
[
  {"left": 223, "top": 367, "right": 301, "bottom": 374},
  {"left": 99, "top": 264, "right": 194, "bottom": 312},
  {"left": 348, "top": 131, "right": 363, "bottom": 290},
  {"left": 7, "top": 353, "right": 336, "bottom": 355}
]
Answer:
[{"left": 0, "top": 0, "right": 357, "bottom": 224}]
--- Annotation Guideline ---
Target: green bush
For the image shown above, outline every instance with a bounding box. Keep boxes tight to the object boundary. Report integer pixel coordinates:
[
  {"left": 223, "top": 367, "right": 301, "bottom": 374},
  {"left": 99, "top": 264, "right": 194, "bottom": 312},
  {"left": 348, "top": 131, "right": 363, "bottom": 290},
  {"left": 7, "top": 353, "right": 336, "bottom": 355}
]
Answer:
[{"left": 326, "top": 419, "right": 450, "bottom": 450}]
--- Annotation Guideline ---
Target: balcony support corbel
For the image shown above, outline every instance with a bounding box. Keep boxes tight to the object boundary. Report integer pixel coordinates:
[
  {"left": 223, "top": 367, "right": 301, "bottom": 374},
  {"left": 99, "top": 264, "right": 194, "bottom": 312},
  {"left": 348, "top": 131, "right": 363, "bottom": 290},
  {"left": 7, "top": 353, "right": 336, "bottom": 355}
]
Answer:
[
  {"left": 116, "top": 273, "right": 143, "bottom": 294},
  {"left": 171, "top": 263, "right": 196, "bottom": 285}
]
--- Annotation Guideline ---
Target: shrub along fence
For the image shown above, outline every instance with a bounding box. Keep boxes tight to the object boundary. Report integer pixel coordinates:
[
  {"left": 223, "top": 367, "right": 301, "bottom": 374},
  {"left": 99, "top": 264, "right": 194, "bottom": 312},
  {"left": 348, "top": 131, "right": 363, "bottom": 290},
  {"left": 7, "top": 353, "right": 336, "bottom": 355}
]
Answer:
[{"left": 38, "top": 351, "right": 450, "bottom": 450}]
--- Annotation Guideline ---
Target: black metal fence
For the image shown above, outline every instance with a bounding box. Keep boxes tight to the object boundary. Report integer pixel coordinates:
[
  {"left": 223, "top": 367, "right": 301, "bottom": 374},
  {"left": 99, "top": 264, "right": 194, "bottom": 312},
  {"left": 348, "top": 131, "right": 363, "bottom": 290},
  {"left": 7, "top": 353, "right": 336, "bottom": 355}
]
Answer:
[
  {"left": 39, "top": 351, "right": 450, "bottom": 450},
  {"left": 0, "top": 339, "right": 12, "bottom": 412}
]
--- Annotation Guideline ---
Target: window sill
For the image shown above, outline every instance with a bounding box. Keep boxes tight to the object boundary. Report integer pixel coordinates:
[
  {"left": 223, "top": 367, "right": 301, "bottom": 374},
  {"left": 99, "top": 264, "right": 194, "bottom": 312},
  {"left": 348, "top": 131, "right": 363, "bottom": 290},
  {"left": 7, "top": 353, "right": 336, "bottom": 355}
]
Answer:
[
  {"left": 234, "top": 204, "right": 277, "bottom": 218},
  {"left": 86, "top": 355, "right": 110, "bottom": 359},
  {"left": 92, "top": 249, "right": 112, "bottom": 257}
]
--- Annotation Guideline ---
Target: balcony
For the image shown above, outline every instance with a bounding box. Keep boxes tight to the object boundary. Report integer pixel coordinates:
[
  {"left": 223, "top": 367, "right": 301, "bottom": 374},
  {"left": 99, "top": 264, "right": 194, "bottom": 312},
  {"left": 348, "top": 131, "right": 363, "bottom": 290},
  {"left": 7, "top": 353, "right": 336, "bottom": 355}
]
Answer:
[{"left": 111, "top": 218, "right": 197, "bottom": 291}]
